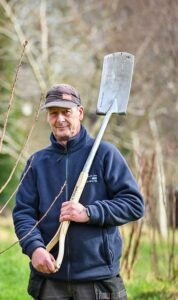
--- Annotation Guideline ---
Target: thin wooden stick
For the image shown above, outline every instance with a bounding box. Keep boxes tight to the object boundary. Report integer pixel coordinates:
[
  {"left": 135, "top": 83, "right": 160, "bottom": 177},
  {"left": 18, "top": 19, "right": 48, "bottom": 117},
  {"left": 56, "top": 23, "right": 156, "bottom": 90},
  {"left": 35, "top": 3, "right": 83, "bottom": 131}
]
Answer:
[
  {"left": 0, "top": 156, "right": 34, "bottom": 214},
  {"left": 121, "top": 223, "right": 135, "bottom": 273},
  {"left": 0, "top": 0, "right": 46, "bottom": 92},
  {"left": 168, "top": 191, "right": 176, "bottom": 280},
  {"left": 0, "top": 94, "right": 44, "bottom": 197},
  {"left": 0, "top": 41, "right": 28, "bottom": 153},
  {"left": 127, "top": 219, "right": 144, "bottom": 279},
  {"left": 40, "top": 0, "right": 49, "bottom": 64},
  {"left": 0, "top": 181, "right": 66, "bottom": 255}
]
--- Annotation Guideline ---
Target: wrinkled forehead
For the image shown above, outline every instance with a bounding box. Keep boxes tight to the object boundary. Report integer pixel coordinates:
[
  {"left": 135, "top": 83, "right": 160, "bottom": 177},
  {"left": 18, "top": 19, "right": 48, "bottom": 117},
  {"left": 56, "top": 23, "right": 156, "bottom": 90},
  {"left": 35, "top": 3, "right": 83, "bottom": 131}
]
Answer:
[{"left": 47, "top": 107, "right": 73, "bottom": 112}]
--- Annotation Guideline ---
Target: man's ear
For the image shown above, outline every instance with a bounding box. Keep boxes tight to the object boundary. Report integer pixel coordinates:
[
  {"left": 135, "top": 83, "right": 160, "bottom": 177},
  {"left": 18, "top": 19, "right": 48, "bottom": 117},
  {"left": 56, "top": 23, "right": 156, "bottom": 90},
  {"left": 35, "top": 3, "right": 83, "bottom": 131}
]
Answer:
[
  {"left": 46, "top": 110, "right": 49, "bottom": 123},
  {"left": 79, "top": 106, "right": 84, "bottom": 121}
]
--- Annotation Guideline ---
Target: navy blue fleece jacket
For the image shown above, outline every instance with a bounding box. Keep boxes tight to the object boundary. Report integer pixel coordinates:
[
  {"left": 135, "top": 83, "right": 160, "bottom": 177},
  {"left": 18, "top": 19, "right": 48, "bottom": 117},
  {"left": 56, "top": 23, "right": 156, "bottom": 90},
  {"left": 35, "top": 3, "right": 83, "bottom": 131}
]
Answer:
[{"left": 13, "top": 125, "right": 144, "bottom": 281}]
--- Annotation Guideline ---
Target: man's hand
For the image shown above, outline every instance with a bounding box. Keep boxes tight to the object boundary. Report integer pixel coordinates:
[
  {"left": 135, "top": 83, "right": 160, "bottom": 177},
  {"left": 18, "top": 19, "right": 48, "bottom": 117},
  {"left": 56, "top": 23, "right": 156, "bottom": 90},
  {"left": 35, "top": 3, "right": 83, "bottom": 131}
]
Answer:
[
  {"left": 31, "top": 247, "right": 58, "bottom": 274},
  {"left": 60, "top": 202, "right": 89, "bottom": 223}
]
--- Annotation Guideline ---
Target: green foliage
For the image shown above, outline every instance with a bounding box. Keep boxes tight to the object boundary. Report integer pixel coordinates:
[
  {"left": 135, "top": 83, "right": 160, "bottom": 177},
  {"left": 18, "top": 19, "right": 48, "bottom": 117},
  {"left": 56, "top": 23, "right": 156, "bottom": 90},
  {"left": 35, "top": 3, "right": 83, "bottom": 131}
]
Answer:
[
  {"left": 0, "top": 242, "right": 31, "bottom": 300},
  {"left": 127, "top": 279, "right": 178, "bottom": 300},
  {"left": 0, "top": 88, "right": 26, "bottom": 207},
  {"left": 124, "top": 235, "right": 178, "bottom": 299},
  {"left": 0, "top": 154, "right": 22, "bottom": 207},
  {"left": 0, "top": 225, "right": 177, "bottom": 300},
  {"left": 0, "top": 9, "right": 26, "bottom": 208}
]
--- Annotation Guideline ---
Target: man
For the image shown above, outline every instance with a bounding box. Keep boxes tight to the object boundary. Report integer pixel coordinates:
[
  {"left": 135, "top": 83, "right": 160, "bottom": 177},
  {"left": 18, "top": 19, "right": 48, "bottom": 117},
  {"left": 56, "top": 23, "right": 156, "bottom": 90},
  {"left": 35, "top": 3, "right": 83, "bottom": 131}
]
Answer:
[{"left": 13, "top": 83, "right": 144, "bottom": 300}]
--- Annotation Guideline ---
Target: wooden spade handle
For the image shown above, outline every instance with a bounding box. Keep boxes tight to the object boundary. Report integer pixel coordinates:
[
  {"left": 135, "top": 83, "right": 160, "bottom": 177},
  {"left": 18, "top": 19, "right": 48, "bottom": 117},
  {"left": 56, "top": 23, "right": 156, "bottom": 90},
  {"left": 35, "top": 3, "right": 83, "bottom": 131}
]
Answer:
[
  {"left": 47, "top": 171, "right": 88, "bottom": 269},
  {"left": 46, "top": 223, "right": 62, "bottom": 252},
  {"left": 56, "top": 221, "right": 70, "bottom": 268},
  {"left": 69, "top": 171, "right": 89, "bottom": 203}
]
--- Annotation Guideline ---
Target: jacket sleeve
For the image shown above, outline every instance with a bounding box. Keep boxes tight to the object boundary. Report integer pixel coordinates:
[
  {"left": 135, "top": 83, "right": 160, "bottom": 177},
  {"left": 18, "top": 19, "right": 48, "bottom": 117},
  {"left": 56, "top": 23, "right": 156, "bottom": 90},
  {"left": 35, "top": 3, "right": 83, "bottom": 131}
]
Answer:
[
  {"left": 87, "top": 144, "right": 144, "bottom": 226},
  {"left": 13, "top": 156, "right": 45, "bottom": 258}
]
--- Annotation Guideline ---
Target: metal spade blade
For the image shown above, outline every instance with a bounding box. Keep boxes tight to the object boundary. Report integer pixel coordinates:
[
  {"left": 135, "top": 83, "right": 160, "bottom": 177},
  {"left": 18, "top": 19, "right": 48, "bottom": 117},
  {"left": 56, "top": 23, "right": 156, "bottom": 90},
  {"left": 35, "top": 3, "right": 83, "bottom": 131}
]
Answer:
[{"left": 96, "top": 52, "right": 134, "bottom": 115}]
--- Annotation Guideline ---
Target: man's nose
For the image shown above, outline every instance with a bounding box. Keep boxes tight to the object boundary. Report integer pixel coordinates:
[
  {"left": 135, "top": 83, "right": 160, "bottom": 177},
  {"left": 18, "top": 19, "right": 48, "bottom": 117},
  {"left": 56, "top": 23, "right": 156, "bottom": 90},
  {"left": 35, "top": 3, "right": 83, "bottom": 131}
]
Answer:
[{"left": 56, "top": 113, "right": 65, "bottom": 122}]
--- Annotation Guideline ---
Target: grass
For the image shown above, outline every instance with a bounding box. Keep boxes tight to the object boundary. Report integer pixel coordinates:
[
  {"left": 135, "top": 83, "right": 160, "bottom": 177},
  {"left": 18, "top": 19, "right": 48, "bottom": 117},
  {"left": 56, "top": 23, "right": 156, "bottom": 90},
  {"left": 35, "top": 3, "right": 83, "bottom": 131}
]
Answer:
[
  {"left": 0, "top": 216, "right": 31, "bottom": 300},
  {"left": 123, "top": 228, "right": 178, "bottom": 300},
  {"left": 0, "top": 246, "right": 31, "bottom": 300},
  {"left": 0, "top": 217, "right": 177, "bottom": 300}
]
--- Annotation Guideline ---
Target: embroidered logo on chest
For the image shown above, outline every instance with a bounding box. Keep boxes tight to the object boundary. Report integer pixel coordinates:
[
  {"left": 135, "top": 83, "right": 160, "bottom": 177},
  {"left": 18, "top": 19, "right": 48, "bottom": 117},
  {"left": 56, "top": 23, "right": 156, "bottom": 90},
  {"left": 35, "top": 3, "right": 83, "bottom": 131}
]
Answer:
[{"left": 87, "top": 174, "right": 98, "bottom": 183}]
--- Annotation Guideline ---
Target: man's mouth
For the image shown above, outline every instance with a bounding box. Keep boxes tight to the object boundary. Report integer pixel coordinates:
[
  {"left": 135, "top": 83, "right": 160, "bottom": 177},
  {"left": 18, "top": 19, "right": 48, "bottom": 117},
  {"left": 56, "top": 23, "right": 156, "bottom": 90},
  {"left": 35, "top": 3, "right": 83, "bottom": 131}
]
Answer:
[{"left": 56, "top": 126, "right": 68, "bottom": 129}]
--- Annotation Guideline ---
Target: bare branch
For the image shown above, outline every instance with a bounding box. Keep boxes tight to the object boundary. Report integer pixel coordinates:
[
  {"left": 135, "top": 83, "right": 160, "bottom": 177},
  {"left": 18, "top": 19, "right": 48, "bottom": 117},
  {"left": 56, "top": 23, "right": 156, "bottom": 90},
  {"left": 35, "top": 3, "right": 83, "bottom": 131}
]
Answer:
[
  {"left": 0, "top": 41, "right": 28, "bottom": 153},
  {"left": 0, "top": 0, "right": 46, "bottom": 92},
  {"left": 0, "top": 180, "right": 66, "bottom": 254},
  {"left": 40, "top": 0, "right": 48, "bottom": 64},
  {"left": 0, "top": 94, "right": 44, "bottom": 195},
  {"left": 0, "top": 156, "right": 34, "bottom": 214}
]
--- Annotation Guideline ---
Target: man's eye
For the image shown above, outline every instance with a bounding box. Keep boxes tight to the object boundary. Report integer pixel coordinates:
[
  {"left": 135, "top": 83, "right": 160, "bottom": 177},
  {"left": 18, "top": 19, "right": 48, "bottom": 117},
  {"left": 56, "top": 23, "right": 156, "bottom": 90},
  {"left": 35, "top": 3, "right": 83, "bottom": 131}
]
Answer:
[
  {"left": 65, "top": 110, "right": 72, "bottom": 116},
  {"left": 50, "top": 112, "right": 57, "bottom": 116}
]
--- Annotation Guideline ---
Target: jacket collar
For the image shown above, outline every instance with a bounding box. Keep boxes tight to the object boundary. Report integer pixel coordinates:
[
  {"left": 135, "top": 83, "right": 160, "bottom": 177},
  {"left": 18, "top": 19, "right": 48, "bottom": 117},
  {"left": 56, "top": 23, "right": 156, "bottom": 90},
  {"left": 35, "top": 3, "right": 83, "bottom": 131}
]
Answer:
[{"left": 50, "top": 125, "right": 90, "bottom": 153}]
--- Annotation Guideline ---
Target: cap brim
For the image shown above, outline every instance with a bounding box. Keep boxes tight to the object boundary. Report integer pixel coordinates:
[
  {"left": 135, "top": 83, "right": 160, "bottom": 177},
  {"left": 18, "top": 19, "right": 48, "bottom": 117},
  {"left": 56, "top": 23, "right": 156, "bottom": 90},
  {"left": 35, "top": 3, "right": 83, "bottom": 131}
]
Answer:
[{"left": 41, "top": 100, "right": 78, "bottom": 110}]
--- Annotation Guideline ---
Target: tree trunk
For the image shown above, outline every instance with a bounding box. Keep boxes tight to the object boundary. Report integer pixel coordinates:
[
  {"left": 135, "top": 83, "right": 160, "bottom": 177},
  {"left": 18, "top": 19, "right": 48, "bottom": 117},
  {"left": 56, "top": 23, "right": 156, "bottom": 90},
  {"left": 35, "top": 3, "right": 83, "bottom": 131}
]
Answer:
[{"left": 149, "top": 117, "right": 168, "bottom": 238}]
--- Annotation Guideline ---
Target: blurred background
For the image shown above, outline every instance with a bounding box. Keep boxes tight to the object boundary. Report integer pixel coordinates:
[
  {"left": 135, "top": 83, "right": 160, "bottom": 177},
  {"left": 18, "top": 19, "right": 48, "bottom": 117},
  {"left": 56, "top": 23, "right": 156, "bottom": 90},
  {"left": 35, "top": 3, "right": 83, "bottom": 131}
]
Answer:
[{"left": 0, "top": 0, "right": 178, "bottom": 299}]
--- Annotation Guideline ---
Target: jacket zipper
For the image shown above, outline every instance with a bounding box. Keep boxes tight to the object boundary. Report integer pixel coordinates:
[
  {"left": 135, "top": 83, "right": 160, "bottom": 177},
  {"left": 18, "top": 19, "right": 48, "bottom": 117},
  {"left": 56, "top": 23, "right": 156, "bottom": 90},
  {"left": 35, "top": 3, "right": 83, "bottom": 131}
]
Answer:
[{"left": 65, "top": 147, "right": 71, "bottom": 281}]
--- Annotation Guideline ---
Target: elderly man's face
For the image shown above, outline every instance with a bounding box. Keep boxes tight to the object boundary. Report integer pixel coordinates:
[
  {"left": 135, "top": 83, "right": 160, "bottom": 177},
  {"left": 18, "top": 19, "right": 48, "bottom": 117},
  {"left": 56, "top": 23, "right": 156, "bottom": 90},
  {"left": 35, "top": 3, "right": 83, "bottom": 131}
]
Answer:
[{"left": 47, "top": 106, "right": 84, "bottom": 145}]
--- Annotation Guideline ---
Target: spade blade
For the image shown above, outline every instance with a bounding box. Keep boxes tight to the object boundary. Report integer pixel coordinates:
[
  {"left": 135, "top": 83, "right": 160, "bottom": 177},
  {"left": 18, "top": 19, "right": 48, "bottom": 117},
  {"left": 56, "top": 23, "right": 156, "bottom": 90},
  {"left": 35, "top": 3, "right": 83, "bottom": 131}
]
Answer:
[{"left": 96, "top": 52, "right": 134, "bottom": 115}]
